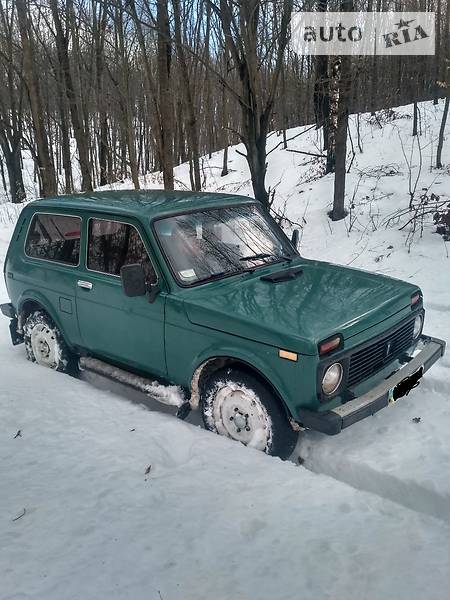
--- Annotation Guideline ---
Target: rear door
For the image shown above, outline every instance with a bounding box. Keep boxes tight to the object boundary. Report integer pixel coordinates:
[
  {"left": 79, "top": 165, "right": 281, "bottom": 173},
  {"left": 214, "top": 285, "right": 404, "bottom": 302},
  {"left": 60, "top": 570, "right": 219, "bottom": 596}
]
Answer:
[{"left": 75, "top": 215, "right": 166, "bottom": 377}]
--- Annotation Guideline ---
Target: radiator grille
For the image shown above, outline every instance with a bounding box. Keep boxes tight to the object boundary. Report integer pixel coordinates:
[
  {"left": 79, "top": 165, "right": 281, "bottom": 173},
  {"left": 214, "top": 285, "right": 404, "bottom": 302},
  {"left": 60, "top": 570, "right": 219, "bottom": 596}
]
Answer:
[{"left": 348, "top": 319, "right": 415, "bottom": 387}]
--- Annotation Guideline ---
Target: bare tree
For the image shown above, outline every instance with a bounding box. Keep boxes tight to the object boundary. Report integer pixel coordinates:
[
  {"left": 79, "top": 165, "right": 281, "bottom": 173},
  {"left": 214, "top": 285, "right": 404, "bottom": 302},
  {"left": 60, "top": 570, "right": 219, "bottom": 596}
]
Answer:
[
  {"left": 114, "top": 0, "right": 140, "bottom": 189},
  {"left": 173, "top": 0, "right": 201, "bottom": 190},
  {"left": 93, "top": 0, "right": 110, "bottom": 187},
  {"left": 213, "top": 0, "right": 293, "bottom": 206},
  {"left": 313, "top": 0, "right": 331, "bottom": 171},
  {"left": 157, "top": 0, "right": 174, "bottom": 189},
  {"left": 436, "top": 79, "right": 449, "bottom": 168},
  {"left": 49, "top": 0, "right": 93, "bottom": 191},
  {"left": 16, "top": 0, "right": 57, "bottom": 196},
  {"left": 0, "top": 1, "right": 26, "bottom": 202},
  {"left": 330, "top": 0, "right": 354, "bottom": 222}
]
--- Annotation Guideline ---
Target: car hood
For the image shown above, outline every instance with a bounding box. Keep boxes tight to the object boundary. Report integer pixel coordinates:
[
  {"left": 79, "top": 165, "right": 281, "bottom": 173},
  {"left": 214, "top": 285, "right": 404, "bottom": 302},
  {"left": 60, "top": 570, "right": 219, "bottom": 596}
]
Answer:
[{"left": 183, "top": 259, "right": 418, "bottom": 355}]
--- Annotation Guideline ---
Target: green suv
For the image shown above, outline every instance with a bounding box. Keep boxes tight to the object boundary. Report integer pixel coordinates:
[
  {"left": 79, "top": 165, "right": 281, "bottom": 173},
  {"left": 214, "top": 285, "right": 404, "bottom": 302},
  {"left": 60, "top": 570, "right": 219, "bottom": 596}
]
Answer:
[{"left": 1, "top": 191, "right": 445, "bottom": 458}]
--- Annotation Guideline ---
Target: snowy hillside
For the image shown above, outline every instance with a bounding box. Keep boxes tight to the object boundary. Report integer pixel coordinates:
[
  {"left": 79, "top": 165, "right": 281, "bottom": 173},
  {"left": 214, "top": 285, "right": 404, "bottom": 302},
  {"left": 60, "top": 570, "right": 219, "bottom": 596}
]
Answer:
[
  {"left": 1, "top": 100, "right": 450, "bottom": 600},
  {"left": 97, "top": 100, "right": 449, "bottom": 335}
]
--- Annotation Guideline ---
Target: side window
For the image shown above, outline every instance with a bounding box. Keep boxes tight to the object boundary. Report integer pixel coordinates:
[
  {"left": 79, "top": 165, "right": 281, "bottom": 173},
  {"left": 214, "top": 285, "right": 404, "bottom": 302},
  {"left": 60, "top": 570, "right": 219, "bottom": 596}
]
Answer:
[
  {"left": 25, "top": 213, "right": 81, "bottom": 265},
  {"left": 87, "top": 219, "right": 157, "bottom": 284}
]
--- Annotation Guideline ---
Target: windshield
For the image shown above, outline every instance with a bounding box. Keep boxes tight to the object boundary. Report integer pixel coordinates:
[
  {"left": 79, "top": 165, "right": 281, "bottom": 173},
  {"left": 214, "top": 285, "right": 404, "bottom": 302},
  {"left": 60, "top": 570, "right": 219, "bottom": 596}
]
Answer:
[{"left": 154, "top": 204, "right": 296, "bottom": 285}]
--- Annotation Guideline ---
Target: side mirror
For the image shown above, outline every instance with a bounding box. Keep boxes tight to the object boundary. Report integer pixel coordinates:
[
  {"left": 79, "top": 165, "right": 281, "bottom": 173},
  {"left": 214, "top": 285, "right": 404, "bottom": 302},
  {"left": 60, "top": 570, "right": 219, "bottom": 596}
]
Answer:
[
  {"left": 120, "top": 263, "right": 161, "bottom": 303},
  {"left": 120, "top": 264, "right": 147, "bottom": 297},
  {"left": 291, "top": 229, "right": 300, "bottom": 251}
]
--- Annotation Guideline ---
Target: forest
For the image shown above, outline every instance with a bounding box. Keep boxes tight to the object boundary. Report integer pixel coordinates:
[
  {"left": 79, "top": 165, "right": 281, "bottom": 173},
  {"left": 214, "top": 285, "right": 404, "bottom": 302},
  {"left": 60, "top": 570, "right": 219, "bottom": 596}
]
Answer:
[{"left": 0, "top": 0, "right": 448, "bottom": 221}]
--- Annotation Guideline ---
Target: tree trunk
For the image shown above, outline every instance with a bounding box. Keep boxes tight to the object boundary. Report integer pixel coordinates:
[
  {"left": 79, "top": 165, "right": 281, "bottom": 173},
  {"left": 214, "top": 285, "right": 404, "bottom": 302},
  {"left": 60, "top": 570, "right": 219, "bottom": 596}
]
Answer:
[
  {"left": 436, "top": 95, "right": 449, "bottom": 168},
  {"left": 413, "top": 101, "right": 418, "bottom": 136},
  {"left": 1, "top": 141, "right": 26, "bottom": 203},
  {"left": 94, "top": 0, "right": 109, "bottom": 187},
  {"left": 244, "top": 118, "right": 269, "bottom": 205},
  {"left": 434, "top": 0, "right": 441, "bottom": 104},
  {"left": 331, "top": 0, "right": 353, "bottom": 221},
  {"left": 221, "top": 64, "right": 229, "bottom": 177},
  {"left": 115, "top": 0, "right": 139, "bottom": 190},
  {"left": 313, "top": 0, "right": 330, "bottom": 158},
  {"left": 49, "top": 0, "right": 92, "bottom": 192},
  {"left": 16, "top": 0, "right": 57, "bottom": 197},
  {"left": 157, "top": 0, "right": 174, "bottom": 190},
  {"left": 332, "top": 113, "right": 349, "bottom": 220},
  {"left": 0, "top": 154, "right": 7, "bottom": 196},
  {"left": 327, "top": 57, "right": 340, "bottom": 174},
  {"left": 173, "top": 0, "right": 201, "bottom": 190},
  {"left": 56, "top": 62, "right": 73, "bottom": 194}
]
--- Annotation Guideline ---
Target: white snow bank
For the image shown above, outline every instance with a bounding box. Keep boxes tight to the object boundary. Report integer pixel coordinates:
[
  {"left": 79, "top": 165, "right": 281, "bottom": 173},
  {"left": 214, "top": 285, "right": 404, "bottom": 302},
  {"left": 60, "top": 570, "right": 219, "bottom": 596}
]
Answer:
[{"left": 296, "top": 359, "right": 450, "bottom": 523}]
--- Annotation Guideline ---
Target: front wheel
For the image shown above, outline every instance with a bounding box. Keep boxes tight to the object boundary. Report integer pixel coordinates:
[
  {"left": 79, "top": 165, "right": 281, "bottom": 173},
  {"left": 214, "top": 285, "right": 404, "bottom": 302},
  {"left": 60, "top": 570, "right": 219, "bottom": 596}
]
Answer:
[
  {"left": 201, "top": 368, "right": 298, "bottom": 459},
  {"left": 23, "top": 310, "right": 76, "bottom": 373}
]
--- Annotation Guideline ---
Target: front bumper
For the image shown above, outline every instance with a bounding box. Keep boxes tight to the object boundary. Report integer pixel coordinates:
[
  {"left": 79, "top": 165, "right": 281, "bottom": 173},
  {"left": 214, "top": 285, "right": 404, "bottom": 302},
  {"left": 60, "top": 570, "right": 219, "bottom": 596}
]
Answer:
[{"left": 297, "top": 335, "right": 446, "bottom": 435}]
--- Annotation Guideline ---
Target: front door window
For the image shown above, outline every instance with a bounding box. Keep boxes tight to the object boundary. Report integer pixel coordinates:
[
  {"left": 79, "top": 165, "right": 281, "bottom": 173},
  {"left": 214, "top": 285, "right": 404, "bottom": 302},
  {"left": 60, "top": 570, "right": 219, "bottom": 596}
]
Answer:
[{"left": 87, "top": 218, "right": 156, "bottom": 284}]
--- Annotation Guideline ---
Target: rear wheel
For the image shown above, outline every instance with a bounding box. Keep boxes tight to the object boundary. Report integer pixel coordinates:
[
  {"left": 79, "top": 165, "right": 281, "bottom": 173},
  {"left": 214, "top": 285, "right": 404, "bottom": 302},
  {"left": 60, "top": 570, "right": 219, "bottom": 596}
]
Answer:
[
  {"left": 201, "top": 368, "right": 298, "bottom": 459},
  {"left": 23, "top": 310, "right": 76, "bottom": 373}
]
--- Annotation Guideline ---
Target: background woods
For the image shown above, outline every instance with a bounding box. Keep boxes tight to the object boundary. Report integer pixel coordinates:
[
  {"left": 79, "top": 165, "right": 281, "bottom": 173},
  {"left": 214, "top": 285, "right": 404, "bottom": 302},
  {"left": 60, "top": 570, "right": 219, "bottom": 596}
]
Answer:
[{"left": 0, "top": 0, "right": 448, "bottom": 218}]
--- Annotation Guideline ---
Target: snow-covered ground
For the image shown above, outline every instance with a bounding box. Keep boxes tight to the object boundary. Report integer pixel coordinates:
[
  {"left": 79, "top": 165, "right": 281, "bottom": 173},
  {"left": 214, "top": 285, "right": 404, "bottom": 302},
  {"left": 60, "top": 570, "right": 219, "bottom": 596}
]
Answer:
[
  {"left": 3, "top": 327, "right": 450, "bottom": 600},
  {"left": 1, "top": 100, "right": 449, "bottom": 599}
]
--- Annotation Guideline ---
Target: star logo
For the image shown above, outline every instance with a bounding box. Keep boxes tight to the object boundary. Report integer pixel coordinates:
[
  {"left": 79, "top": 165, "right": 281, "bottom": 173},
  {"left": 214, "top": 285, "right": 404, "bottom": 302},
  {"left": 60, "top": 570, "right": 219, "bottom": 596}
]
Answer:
[{"left": 394, "top": 18, "right": 415, "bottom": 29}]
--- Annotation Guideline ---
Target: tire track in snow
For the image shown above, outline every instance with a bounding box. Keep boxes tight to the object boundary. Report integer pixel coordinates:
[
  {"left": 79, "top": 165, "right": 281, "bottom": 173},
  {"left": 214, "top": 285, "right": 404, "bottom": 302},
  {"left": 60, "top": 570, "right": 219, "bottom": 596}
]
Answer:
[
  {"left": 87, "top": 363, "right": 450, "bottom": 524},
  {"left": 295, "top": 440, "right": 450, "bottom": 524},
  {"left": 424, "top": 302, "right": 450, "bottom": 314},
  {"left": 296, "top": 375, "right": 450, "bottom": 524}
]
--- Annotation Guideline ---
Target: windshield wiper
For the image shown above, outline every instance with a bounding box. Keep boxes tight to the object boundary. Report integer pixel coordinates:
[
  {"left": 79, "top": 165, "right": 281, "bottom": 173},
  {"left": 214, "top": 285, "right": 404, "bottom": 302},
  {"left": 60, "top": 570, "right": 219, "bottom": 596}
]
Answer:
[
  {"left": 240, "top": 252, "right": 293, "bottom": 263},
  {"left": 239, "top": 252, "right": 272, "bottom": 262}
]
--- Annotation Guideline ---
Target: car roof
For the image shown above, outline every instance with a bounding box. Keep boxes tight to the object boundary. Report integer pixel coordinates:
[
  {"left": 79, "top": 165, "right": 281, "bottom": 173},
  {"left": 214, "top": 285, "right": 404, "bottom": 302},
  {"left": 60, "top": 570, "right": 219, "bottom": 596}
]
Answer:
[{"left": 28, "top": 189, "right": 258, "bottom": 220}]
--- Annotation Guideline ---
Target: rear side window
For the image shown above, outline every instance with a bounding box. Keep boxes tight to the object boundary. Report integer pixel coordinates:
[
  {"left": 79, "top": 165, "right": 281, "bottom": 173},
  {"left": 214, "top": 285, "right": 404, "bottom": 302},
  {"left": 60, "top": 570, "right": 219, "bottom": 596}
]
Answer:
[
  {"left": 87, "top": 219, "right": 157, "bottom": 283},
  {"left": 25, "top": 213, "right": 81, "bottom": 266}
]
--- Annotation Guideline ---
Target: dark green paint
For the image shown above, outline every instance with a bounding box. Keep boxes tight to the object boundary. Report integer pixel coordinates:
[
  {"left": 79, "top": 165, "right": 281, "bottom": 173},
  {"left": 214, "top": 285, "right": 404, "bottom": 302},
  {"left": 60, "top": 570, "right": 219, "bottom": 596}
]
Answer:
[{"left": 3, "top": 190, "right": 421, "bottom": 421}]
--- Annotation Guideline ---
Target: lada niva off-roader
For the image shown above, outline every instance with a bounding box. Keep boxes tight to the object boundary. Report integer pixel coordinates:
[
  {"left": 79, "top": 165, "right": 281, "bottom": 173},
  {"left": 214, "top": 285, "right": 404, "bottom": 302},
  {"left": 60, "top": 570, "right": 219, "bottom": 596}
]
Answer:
[{"left": 1, "top": 191, "right": 445, "bottom": 458}]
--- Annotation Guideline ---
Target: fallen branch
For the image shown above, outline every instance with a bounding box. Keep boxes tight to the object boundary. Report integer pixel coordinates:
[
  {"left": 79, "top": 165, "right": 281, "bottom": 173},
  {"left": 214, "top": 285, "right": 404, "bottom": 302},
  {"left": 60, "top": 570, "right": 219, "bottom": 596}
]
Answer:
[
  {"left": 12, "top": 508, "right": 26, "bottom": 522},
  {"left": 285, "top": 149, "right": 326, "bottom": 158},
  {"left": 266, "top": 124, "right": 317, "bottom": 156}
]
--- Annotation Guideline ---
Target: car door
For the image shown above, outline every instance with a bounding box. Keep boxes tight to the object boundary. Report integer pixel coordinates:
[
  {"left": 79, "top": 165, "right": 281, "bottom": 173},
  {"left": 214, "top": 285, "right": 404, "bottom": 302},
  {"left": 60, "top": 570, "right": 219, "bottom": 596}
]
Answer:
[
  {"left": 21, "top": 211, "right": 83, "bottom": 347},
  {"left": 75, "top": 215, "right": 166, "bottom": 377}
]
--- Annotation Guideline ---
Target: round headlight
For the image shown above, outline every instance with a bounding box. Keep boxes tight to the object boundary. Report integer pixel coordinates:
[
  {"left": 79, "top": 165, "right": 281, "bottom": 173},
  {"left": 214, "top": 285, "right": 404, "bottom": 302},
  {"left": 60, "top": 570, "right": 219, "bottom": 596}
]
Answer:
[
  {"left": 413, "top": 314, "right": 423, "bottom": 340},
  {"left": 322, "top": 363, "right": 343, "bottom": 395}
]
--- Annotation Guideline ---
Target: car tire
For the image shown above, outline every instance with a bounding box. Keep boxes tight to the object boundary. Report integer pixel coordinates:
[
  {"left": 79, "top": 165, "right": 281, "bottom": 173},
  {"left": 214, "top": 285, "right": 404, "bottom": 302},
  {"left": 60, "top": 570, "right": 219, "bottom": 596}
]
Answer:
[
  {"left": 201, "top": 367, "right": 298, "bottom": 459},
  {"left": 23, "top": 310, "right": 77, "bottom": 374}
]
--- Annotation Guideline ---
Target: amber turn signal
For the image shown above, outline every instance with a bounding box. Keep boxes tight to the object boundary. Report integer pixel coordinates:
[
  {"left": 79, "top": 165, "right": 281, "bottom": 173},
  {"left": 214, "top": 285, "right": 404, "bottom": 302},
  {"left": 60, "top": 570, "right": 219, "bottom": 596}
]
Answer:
[{"left": 279, "top": 349, "right": 298, "bottom": 362}]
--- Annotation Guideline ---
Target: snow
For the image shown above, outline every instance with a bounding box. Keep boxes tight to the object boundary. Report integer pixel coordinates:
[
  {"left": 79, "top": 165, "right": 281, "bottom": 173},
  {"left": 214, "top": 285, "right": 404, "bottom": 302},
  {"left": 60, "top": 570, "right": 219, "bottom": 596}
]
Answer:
[
  {"left": 79, "top": 357, "right": 185, "bottom": 407},
  {"left": 1, "top": 100, "right": 450, "bottom": 598},
  {"left": 2, "top": 330, "right": 450, "bottom": 600}
]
